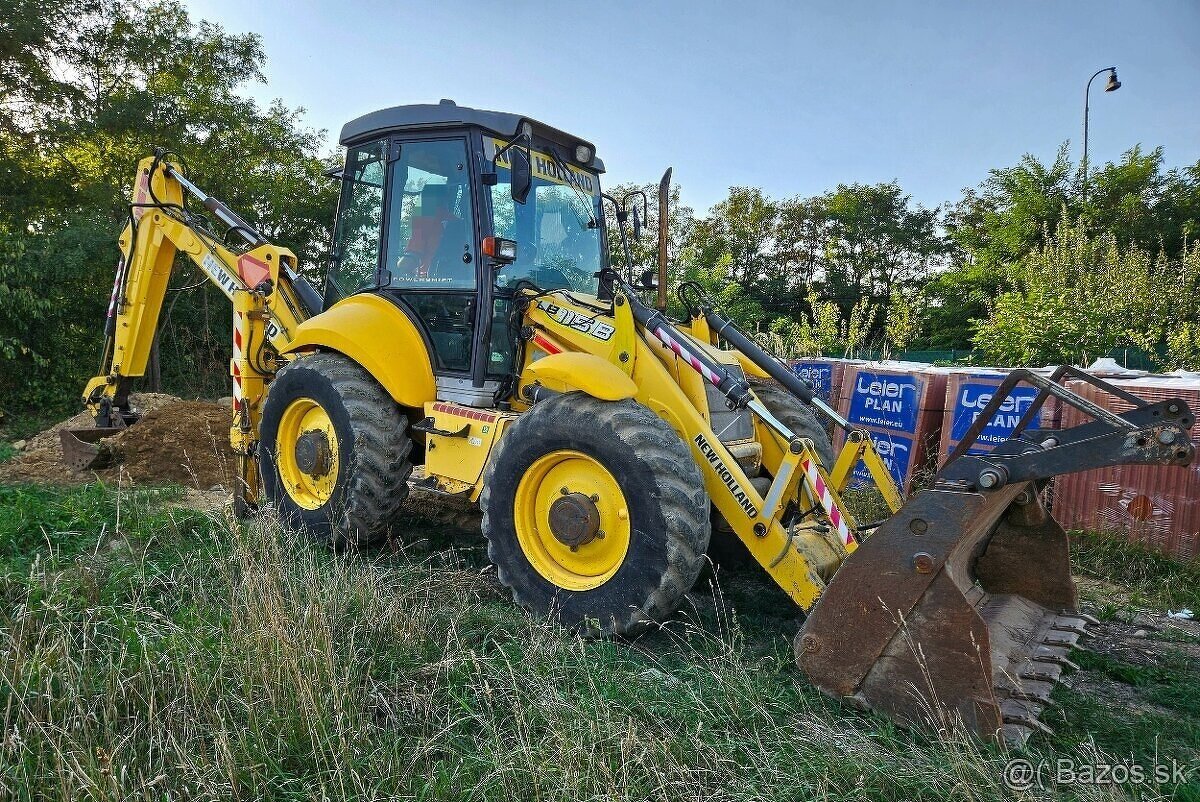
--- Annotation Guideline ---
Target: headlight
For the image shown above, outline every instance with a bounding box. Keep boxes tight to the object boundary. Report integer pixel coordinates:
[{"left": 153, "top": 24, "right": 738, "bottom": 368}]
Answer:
[{"left": 574, "top": 144, "right": 593, "bottom": 164}]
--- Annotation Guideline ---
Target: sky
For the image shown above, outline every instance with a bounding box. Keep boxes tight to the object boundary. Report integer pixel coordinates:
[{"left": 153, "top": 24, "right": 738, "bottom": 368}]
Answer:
[{"left": 185, "top": 0, "right": 1200, "bottom": 215}]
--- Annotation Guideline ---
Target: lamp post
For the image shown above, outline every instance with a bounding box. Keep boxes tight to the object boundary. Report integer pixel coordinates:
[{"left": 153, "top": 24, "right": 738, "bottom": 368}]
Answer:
[{"left": 1082, "top": 66, "right": 1121, "bottom": 204}]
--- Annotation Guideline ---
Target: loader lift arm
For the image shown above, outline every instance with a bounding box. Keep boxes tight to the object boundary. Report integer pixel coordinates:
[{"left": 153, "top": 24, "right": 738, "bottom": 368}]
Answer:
[{"left": 71, "top": 150, "right": 322, "bottom": 509}]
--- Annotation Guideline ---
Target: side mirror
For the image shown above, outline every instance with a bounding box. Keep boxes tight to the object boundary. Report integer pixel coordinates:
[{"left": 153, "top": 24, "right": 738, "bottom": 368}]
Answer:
[
  {"left": 638, "top": 268, "right": 658, "bottom": 291},
  {"left": 510, "top": 147, "right": 532, "bottom": 205}
]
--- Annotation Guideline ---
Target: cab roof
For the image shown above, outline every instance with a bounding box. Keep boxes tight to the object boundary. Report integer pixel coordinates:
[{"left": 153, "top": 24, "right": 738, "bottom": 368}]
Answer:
[{"left": 339, "top": 99, "right": 604, "bottom": 172}]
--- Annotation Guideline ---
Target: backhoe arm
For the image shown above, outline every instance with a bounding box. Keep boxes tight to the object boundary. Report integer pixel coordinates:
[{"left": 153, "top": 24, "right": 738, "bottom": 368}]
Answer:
[{"left": 79, "top": 152, "right": 322, "bottom": 507}]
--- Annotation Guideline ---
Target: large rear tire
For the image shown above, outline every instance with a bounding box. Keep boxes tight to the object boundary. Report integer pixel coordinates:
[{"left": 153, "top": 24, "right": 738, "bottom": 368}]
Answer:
[
  {"left": 481, "top": 394, "right": 709, "bottom": 636},
  {"left": 749, "top": 377, "right": 835, "bottom": 467},
  {"left": 259, "top": 352, "right": 413, "bottom": 548},
  {"left": 708, "top": 378, "right": 836, "bottom": 568}
]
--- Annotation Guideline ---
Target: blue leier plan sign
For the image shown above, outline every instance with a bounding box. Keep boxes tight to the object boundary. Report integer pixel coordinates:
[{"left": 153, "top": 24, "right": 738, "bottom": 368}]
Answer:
[
  {"left": 948, "top": 381, "right": 1042, "bottom": 452},
  {"left": 792, "top": 361, "right": 834, "bottom": 400},
  {"left": 852, "top": 431, "right": 913, "bottom": 488},
  {"left": 847, "top": 371, "right": 921, "bottom": 432}
]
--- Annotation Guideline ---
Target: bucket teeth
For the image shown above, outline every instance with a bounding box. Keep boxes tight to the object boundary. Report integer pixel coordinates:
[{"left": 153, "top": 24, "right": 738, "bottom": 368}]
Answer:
[
  {"left": 989, "top": 604, "right": 1094, "bottom": 745},
  {"left": 1001, "top": 699, "right": 1053, "bottom": 734},
  {"left": 1009, "top": 679, "right": 1056, "bottom": 704},
  {"left": 1031, "top": 645, "right": 1080, "bottom": 670},
  {"left": 1050, "top": 616, "right": 1091, "bottom": 637},
  {"left": 1020, "top": 662, "right": 1063, "bottom": 683},
  {"left": 1041, "top": 630, "right": 1081, "bottom": 647}
]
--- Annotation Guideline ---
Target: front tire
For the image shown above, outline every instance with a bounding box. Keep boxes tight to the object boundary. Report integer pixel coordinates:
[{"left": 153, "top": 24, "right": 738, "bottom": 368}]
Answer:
[
  {"left": 481, "top": 394, "right": 710, "bottom": 636},
  {"left": 259, "top": 352, "right": 413, "bottom": 547}
]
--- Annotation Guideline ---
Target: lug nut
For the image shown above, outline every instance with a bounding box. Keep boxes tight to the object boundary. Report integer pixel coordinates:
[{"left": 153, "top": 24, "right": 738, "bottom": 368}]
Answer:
[{"left": 1158, "top": 430, "right": 1177, "bottom": 445}]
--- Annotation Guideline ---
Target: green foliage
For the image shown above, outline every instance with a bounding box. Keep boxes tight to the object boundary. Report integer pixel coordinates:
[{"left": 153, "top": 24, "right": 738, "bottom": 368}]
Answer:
[
  {"left": 603, "top": 179, "right": 695, "bottom": 278},
  {"left": 1164, "top": 244, "right": 1200, "bottom": 370},
  {"left": 883, "top": 290, "right": 922, "bottom": 358},
  {"left": 757, "top": 288, "right": 876, "bottom": 359},
  {"left": 973, "top": 221, "right": 1182, "bottom": 366},
  {"left": 0, "top": 0, "right": 336, "bottom": 418},
  {"left": 1070, "top": 528, "right": 1200, "bottom": 613},
  {"left": 671, "top": 253, "right": 763, "bottom": 327}
]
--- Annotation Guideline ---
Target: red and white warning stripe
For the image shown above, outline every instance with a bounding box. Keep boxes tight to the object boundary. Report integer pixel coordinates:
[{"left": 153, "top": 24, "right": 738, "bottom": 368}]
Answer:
[
  {"left": 651, "top": 325, "right": 725, "bottom": 387},
  {"left": 231, "top": 310, "right": 244, "bottom": 413},
  {"left": 106, "top": 259, "right": 124, "bottom": 320},
  {"left": 802, "top": 457, "right": 854, "bottom": 547}
]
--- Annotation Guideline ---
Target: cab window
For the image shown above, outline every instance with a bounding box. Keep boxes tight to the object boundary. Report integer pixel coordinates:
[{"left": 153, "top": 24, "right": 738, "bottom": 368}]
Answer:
[
  {"left": 384, "top": 139, "right": 476, "bottom": 289},
  {"left": 328, "top": 140, "right": 386, "bottom": 300},
  {"left": 487, "top": 142, "right": 603, "bottom": 296}
]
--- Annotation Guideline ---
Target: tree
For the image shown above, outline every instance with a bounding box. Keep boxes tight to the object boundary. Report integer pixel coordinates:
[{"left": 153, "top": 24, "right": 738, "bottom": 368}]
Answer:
[
  {"left": 973, "top": 221, "right": 1172, "bottom": 366},
  {"left": 0, "top": 0, "right": 336, "bottom": 420},
  {"left": 818, "top": 182, "right": 945, "bottom": 300},
  {"left": 684, "top": 186, "right": 780, "bottom": 299},
  {"left": 602, "top": 178, "right": 695, "bottom": 284}
]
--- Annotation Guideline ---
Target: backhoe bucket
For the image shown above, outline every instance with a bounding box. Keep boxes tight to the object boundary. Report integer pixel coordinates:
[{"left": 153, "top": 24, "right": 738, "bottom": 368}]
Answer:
[
  {"left": 61, "top": 427, "right": 123, "bottom": 471},
  {"left": 797, "top": 368, "right": 1194, "bottom": 744}
]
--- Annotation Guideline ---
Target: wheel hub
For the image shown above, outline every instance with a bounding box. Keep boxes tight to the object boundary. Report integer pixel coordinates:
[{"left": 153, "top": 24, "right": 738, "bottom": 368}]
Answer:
[
  {"left": 548, "top": 492, "right": 602, "bottom": 549},
  {"left": 294, "top": 430, "right": 333, "bottom": 477}
]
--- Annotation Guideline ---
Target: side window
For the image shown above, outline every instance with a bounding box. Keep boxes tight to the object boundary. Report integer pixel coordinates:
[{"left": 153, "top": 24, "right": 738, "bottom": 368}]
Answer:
[
  {"left": 384, "top": 139, "right": 476, "bottom": 289},
  {"left": 329, "top": 140, "right": 386, "bottom": 300}
]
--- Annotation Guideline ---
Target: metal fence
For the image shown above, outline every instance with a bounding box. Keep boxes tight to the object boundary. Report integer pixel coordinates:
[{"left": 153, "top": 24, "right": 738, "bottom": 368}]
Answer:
[{"left": 828, "top": 347, "right": 1165, "bottom": 370}]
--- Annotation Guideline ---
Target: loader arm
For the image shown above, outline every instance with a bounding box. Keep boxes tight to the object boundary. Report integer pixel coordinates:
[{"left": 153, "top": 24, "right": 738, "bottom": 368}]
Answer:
[{"left": 73, "top": 152, "right": 321, "bottom": 508}]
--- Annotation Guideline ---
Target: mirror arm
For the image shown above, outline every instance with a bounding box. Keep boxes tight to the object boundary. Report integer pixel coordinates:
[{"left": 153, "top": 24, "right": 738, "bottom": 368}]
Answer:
[{"left": 601, "top": 193, "right": 636, "bottom": 282}]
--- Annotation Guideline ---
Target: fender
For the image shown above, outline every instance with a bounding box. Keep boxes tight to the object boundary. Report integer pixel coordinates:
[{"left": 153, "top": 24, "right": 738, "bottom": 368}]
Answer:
[
  {"left": 281, "top": 293, "right": 436, "bottom": 408},
  {"left": 524, "top": 352, "right": 637, "bottom": 401}
]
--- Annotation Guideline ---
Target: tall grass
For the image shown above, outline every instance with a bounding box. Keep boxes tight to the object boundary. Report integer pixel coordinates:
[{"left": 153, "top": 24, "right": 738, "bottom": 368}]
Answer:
[{"left": 0, "top": 485, "right": 1186, "bottom": 800}]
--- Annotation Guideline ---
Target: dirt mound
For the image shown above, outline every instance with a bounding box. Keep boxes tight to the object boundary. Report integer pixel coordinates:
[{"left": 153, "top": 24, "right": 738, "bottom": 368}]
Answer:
[
  {"left": 0, "top": 395, "right": 235, "bottom": 489},
  {"left": 109, "top": 401, "right": 235, "bottom": 487}
]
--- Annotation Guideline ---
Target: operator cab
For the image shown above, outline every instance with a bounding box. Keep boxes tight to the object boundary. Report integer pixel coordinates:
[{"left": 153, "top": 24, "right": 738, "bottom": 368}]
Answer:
[{"left": 327, "top": 99, "right": 606, "bottom": 407}]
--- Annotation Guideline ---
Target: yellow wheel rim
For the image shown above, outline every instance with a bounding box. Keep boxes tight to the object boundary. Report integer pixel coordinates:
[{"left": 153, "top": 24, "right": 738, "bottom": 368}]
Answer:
[
  {"left": 514, "top": 450, "right": 631, "bottom": 591},
  {"left": 276, "top": 397, "right": 339, "bottom": 510}
]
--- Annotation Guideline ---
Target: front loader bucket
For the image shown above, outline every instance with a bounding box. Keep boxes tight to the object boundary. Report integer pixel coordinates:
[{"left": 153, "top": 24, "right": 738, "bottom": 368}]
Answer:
[
  {"left": 61, "top": 427, "right": 123, "bottom": 470},
  {"left": 797, "top": 368, "right": 1194, "bottom": 745}
]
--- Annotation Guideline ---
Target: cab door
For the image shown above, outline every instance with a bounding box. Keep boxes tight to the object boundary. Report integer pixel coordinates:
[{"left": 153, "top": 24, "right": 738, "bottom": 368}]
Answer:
[
  {"left": 328, "top": 135, "right": 482, "bottom": 380},
  {"left": 379, "top": 137, "right": 480, "bottom": 375}
]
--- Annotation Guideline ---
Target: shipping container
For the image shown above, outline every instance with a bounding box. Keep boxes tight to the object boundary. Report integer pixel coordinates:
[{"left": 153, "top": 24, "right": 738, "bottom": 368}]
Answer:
[
  {"left": 1053, "top": 373, "right": 1200, "bottom": 561},
  {"left": 836, "top": 362, "right": 948, "bottom": 492}
]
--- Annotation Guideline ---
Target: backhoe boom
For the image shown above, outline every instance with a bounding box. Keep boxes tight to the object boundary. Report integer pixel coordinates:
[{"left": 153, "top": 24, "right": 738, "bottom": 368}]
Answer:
[{"left": 72, "top": 152, "right": 319, "bottom": 508}]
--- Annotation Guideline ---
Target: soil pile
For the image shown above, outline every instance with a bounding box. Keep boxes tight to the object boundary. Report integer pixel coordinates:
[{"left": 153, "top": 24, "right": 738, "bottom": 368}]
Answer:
[
  {"left": 0, "top": 394, "right": 235, "bottom": 489},
  {"left": 109, "top": 401, "right": 235, "bottom": 487}
]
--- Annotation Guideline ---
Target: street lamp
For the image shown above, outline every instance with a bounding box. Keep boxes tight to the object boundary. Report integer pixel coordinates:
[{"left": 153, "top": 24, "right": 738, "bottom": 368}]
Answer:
[{"left": 1081, "top": 66, "right": 1121, "bottom": 204}]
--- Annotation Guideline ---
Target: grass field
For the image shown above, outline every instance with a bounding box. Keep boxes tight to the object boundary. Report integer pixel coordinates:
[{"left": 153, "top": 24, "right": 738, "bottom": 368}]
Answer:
[{"left": 1, "top": 482, "right": 1197, "bottom": 800}]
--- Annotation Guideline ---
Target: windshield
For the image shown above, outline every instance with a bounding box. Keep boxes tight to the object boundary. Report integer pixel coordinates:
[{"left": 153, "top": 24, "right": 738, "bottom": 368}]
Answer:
[{"left": 486, "top": 138, "right": 605, "bottom": 296}]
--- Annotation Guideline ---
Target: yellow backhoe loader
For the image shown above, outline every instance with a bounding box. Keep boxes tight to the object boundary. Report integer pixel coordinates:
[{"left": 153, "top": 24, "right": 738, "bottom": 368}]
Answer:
[{"left": 66, "top": 100, "right": 1194, "bottom": 745}]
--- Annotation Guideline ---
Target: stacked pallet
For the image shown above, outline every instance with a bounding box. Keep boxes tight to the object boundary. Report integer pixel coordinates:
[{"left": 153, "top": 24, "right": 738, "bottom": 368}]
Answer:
[{"left": 834, "top": 361, "right": 948, "bottom": 492}]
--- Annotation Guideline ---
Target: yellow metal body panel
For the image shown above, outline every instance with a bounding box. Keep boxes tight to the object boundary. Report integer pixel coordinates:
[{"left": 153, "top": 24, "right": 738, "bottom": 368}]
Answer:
[
  {"left": 283, "top": 293, "right": 436, "bottom": 409},
  {"left": 422, "top": 402, "right": 510, "bottom": 497},
  {"left": 524, "top": 352, "right": 637, "bottom": 400}
]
